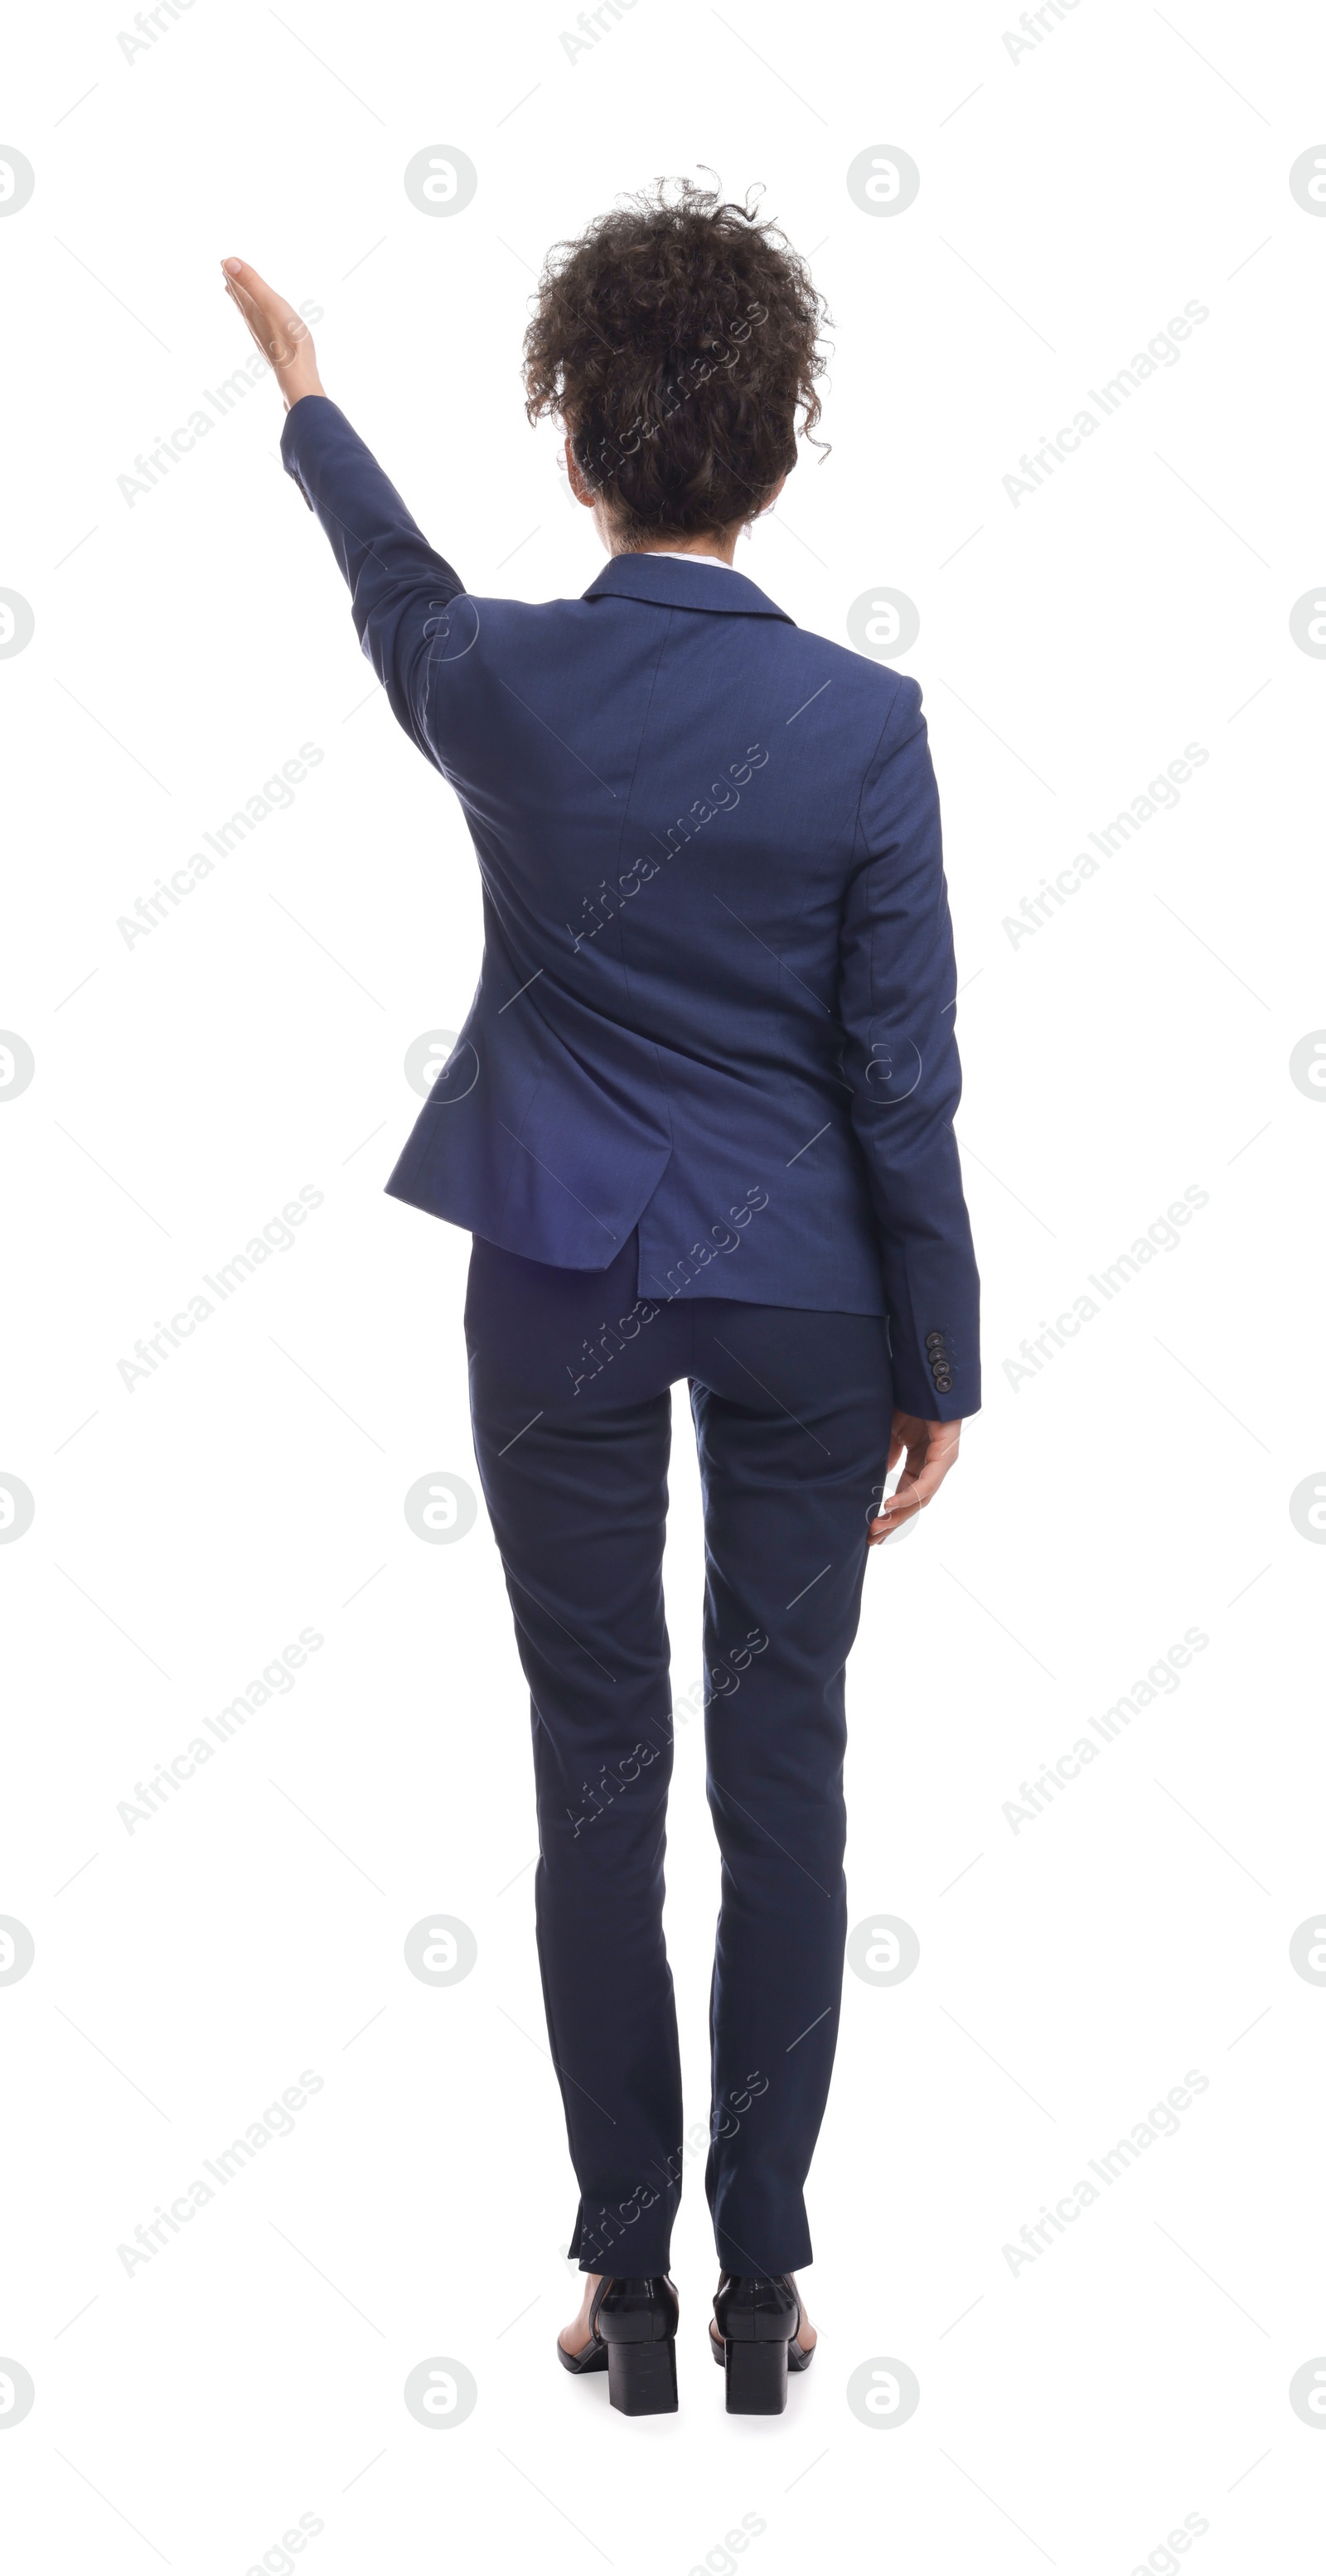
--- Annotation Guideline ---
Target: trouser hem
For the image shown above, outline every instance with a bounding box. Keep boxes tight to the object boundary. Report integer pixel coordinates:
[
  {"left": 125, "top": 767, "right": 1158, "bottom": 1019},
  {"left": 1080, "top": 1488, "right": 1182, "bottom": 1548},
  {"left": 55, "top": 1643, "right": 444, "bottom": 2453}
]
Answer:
[
  {"left": 714, "top": 2226, "right": 813, "bottom": 2277},
  {"left": 570, "top": 2200, "right": 676, "bottom": 2278}
]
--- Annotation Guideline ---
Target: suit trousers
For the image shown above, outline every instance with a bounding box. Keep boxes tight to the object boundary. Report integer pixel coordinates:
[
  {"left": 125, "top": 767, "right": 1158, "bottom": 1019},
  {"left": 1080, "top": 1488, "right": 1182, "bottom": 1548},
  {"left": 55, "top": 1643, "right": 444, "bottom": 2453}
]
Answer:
[{"left": 464, "top": 1229, "right": 894, "bottom": 2278}]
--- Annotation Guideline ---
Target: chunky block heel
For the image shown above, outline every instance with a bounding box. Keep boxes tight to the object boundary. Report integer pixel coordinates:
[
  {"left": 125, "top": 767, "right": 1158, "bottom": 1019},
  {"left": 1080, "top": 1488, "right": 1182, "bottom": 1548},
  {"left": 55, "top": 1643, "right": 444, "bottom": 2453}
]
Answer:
[
  {"left": 710, "top": 2272, "right": 811, "bottom": 2415},
  {"left": 723, "top": 2334, "right": 788, "bottom": 2414},
  {"left": 559, "top": 2275, "right": 680, "bottom": 2414},
  {"left": 606, "top": 2333, "right": 679, "bottom": 2415}
]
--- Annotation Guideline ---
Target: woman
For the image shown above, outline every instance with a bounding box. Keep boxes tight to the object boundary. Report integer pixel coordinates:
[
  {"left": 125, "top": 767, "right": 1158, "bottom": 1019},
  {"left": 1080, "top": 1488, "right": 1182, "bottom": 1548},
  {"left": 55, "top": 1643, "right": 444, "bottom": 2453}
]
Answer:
[{"left": 222, "top": 178, "right": 979, "bottom": 2418}]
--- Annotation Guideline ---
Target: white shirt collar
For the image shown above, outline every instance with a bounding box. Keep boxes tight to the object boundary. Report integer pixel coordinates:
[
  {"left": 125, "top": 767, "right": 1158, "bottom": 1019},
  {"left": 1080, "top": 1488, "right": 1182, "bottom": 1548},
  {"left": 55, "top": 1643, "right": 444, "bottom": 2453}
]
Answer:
[{"left": 629, "top": 549, "right": 737, "bottom": 570}]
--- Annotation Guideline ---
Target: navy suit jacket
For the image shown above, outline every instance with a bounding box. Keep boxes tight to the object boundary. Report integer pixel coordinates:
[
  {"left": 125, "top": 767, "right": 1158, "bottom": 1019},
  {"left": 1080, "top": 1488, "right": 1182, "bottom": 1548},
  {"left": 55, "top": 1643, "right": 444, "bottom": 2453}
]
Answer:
[{"left": 281, "top": 396, "right": 980, "bottom": 1419}]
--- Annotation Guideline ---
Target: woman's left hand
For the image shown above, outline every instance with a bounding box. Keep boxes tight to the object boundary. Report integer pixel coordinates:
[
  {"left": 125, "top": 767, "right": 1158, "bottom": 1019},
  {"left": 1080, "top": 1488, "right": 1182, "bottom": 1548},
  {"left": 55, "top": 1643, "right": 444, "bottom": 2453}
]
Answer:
[
  {"left": 220, "top": 257, "right": 324, "bottom": 410},
  {"left": 869, "top": 1412, "right": 961, "bottom": 1543}
]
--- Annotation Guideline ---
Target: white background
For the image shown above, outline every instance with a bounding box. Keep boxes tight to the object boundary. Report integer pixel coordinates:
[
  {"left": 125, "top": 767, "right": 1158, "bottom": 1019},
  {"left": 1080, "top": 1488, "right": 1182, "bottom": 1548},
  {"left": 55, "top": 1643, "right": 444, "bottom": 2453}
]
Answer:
[{"left": 2, "top": 1, "right": 1325, "bottom": 2568}]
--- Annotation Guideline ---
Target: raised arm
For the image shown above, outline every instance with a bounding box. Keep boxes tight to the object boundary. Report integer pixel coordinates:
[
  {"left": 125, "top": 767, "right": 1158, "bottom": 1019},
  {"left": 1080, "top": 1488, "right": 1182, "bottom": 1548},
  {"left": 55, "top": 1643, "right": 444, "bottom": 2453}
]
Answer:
[{"left": 220, "top": 258, "right": 464, "bottom": 762}]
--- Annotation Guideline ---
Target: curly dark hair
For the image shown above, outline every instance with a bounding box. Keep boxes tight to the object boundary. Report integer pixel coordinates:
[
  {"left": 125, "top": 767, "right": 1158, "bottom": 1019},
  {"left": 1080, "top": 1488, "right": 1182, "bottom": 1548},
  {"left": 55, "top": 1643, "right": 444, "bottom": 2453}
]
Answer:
[{"left": 521, "top": 177, "right": 830, "bottom": 545}]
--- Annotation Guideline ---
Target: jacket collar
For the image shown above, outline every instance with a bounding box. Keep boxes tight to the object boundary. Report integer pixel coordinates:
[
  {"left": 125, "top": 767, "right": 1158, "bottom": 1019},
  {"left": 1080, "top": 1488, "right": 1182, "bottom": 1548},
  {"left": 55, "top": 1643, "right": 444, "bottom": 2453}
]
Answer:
[{"left": 582, "top": 551, "right": 795, "bottom": 623}]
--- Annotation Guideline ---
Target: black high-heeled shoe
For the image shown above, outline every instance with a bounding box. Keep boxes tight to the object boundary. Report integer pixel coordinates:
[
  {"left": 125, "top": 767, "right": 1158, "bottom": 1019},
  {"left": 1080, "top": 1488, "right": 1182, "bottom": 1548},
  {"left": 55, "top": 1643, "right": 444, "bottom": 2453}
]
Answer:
[
  {"left": 710, "top": 2273, "right": 814, "bottom": 2414},
  {"left": 556, "top": 2275, "right": 680, "bottom": 2414}
]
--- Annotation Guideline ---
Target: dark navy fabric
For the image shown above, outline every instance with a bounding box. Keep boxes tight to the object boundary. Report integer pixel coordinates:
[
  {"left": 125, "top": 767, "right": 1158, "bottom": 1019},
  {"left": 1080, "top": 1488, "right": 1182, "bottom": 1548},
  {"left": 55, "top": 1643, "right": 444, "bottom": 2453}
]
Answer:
[
  {"left": 465, "top": 1227, "right": 895, "bottom": 2277},
  {"left": 282, "top": 395, "right": 980, "bottom": 1418}
]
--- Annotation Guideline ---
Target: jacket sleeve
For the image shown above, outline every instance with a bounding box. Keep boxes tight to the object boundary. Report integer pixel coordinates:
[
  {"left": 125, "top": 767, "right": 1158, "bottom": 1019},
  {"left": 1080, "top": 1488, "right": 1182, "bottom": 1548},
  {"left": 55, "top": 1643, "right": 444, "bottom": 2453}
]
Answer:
[
  {"left": 838, "top": 674, "right": 980, "bottom": 1420},
  {"left": 279, "top": 395, "right": 466, "bottom": 766}
]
